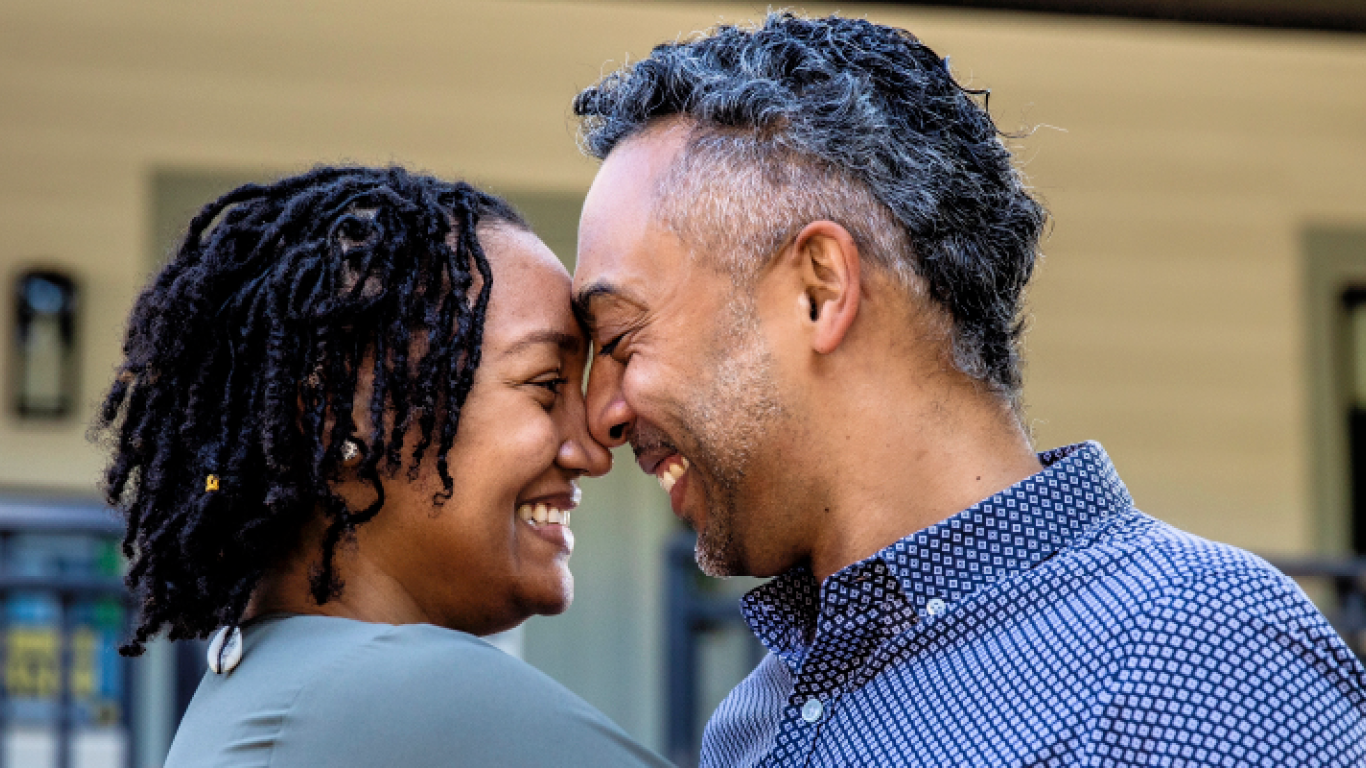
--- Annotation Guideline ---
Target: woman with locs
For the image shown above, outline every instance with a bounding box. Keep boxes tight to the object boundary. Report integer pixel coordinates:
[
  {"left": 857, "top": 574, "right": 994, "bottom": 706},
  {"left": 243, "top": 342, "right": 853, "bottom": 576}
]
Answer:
[{"left": 97, "top": 166, "right": 672, "bottom": 767}]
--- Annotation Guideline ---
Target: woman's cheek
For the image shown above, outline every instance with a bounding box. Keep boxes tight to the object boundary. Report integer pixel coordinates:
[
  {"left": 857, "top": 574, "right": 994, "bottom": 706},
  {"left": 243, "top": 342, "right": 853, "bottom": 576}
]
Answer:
[{"left": 505, "top": 409, "right": 562, "bottom": 467}]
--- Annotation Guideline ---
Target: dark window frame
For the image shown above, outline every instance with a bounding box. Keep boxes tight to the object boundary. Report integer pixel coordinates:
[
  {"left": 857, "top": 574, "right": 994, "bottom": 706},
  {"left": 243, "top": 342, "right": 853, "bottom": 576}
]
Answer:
[{"left": 11, "top": 269, "right": 79, "bottom": 419}]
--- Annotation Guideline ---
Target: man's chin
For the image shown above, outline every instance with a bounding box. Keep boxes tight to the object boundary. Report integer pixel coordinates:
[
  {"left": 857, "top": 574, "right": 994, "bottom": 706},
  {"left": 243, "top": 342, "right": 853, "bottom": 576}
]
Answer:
[{"left": 693, "top": 528, "right": 743, "bottom": 578}]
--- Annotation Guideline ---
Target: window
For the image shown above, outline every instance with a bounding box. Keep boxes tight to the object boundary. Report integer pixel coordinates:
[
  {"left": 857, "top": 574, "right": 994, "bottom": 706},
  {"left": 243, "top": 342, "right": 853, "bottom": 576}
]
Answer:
[
  {"left": 1343, "top": 289, "right": 1366, "bottom": 553},
  {"left": 12, "top": 270, "right": 77, "bottom": 418},
  {"left": 1306, "top": 228, "right": 1366, "bottom": 556}
]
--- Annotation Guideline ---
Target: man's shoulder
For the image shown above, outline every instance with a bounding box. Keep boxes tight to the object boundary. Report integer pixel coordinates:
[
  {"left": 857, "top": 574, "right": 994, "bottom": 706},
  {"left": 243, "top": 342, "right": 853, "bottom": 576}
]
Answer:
[
  {"left": 1072, "top": 508, "right": 1304, "bottom": 606},
  {"left": 1058, "top": 510, "right": 1362, "bottom": 676}
]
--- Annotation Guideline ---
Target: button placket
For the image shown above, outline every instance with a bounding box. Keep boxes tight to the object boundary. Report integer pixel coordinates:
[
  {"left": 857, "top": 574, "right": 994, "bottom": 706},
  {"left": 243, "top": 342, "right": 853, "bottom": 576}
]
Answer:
[
  {"left": 801, "top": 697, "right": 825, "bottom": 723},
  {"left": 731, "top": 444, "right": 1158, "bottom": 768},
  {"left": 763, "top": 574, "right": 856, "bottom": 762}
]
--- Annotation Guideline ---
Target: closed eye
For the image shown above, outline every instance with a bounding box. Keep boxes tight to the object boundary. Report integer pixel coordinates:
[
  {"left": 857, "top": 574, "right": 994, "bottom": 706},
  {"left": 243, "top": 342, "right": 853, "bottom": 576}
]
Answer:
[
  {"left": 532, "top": 377, "right": 568, "bottom": 395},
  {"left": 598, "top": 333, "right": 626, "bottom": 358}
]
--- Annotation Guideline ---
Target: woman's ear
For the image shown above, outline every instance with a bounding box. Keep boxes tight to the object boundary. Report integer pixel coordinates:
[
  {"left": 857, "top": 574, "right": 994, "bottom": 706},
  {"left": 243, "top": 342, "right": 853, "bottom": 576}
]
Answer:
[{"left": 793, "top": 220, "right": 862, "bottom": 355}]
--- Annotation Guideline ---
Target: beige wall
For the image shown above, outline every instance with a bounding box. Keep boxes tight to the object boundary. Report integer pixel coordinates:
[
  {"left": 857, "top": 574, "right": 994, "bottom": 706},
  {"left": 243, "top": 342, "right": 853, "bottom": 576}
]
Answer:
[
  {"left": 959, "top": 17, "right": 1366, "bottom": 557},
  {"left": 2, "top": 0, "right": 1366, "bottom": 748},
  {"left": 5, "top": 0, "right": 1366, "bottom": 541},
  {"left": 4, "top": 1, "right": 1364, "bottom": 555}
]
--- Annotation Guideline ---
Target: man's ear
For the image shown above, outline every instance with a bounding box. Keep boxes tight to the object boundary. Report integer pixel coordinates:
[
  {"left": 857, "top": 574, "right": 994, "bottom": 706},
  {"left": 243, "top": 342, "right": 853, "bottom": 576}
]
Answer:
[{"left": 793, "top": 221, "right": 861, "bottom": 355}]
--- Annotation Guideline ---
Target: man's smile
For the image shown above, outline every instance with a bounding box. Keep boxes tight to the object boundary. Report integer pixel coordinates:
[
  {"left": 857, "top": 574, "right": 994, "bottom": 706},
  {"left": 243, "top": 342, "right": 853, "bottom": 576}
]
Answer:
[
  {"left": 654, "top": 454, "right": 690, "bottom": 494},
  {"left": 631, "top": 436, "right": 694, "bottom": 516}
]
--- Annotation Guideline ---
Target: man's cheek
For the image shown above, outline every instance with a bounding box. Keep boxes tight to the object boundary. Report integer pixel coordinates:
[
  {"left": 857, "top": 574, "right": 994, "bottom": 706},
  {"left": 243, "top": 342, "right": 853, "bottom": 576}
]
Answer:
[{"left": 621, "top": 364, "right": 661, "bottom": 416}]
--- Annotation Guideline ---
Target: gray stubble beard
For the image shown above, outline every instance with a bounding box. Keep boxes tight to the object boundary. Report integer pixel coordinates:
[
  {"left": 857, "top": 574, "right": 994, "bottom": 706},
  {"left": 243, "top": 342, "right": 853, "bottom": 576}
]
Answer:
[{"left": 683, "top": 295, "right": 786, "bottom": 578}]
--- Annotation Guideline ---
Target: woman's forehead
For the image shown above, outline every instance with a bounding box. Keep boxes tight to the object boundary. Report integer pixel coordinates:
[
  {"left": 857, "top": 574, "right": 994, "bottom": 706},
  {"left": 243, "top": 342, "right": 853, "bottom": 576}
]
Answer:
[{"left": 480, "top": 226, "right": 582, "bottom": 353}]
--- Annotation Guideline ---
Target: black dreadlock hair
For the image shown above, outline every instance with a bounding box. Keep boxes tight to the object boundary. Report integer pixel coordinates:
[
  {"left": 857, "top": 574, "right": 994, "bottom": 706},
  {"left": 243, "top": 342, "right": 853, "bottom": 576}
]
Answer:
[{"left": 96, "top": 166, "right": 526, "bottom": 656}]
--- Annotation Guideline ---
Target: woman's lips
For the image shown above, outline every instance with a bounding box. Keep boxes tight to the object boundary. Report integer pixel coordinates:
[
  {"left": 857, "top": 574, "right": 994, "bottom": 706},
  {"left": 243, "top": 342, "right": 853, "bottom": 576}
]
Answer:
[
  {"left": 516, "top": 501, "right": 573, "bottom": 527},
  {"left": 521, "top": 516, "right": 574, "bottom": 550},
  {"left": 515, "top": 492, "right": 578, "bottom": 551}
]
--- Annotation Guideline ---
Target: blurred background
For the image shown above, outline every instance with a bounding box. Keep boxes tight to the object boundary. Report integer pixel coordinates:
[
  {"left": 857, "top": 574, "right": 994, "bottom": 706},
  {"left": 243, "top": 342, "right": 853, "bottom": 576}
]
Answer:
[{"left": 1, "top": 1, "right": 1364, "bottom": 766}]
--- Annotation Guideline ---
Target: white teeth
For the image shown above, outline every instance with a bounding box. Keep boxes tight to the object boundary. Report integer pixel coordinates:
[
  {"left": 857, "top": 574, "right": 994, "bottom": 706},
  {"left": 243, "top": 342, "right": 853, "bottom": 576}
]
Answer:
[
  {"left": 657, "top": 456, "right": 689, "bottom": 494},
  {"left": 571, "top": 486, "right": 583, "bottom": 506},
  {"left": 518, "top": 503, "right": 571, "bottom": 528}
]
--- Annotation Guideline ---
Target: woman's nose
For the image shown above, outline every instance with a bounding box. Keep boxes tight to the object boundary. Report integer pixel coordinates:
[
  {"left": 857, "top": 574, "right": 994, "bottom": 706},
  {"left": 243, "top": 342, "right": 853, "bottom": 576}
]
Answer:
[
  {"left": 557, "top": 433, "right": 612, "bottom": 478},
  {"left": 557, "top": 379, "right": 613, "bottom": 478},
  {"left": 586, "top": 355, "right": 634, "bottom": 449}
]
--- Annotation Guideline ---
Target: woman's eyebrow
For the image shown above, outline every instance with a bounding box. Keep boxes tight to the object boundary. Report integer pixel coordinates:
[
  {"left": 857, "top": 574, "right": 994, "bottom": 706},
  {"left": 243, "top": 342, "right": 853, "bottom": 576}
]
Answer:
[{"left": 503, "top": 330, "right": 582, "bottom": 357}]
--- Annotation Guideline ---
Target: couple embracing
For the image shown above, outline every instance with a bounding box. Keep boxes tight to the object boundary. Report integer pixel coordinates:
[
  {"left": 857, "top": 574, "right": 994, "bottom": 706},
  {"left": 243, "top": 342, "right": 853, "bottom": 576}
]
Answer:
[{"left": 102, "top": 13, "right": 1366, "bottom": 768}]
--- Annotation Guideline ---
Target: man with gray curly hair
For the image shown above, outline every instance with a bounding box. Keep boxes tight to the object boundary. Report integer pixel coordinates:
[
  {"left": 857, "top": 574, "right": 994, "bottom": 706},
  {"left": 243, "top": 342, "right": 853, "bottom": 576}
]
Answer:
[{"left": 572, "top": 12, "right": 1366, "bottom": 767}]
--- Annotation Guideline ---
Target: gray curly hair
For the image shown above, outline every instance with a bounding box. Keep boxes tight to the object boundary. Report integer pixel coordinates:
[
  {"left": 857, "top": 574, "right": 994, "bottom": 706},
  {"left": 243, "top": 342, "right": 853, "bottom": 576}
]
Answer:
[{"left": 573, "top": 12, "right": 1046, "bottom": 409}]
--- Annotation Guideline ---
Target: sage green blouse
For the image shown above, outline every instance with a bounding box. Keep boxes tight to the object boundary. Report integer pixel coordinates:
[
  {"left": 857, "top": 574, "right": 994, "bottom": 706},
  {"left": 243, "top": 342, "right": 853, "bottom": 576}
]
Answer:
[{"left": 165, "top": 615, "right": 673, "bottom": 767}]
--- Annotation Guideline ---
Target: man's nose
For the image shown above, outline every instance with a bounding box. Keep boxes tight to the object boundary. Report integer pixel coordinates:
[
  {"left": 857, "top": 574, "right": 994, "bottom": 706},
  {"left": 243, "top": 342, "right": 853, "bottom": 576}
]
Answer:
[
  {"left": 586, "top": 354, "right": 634, "bottom": 449},
  {"left": 555, "top": 377, "right": 613, "bottom": 478}
]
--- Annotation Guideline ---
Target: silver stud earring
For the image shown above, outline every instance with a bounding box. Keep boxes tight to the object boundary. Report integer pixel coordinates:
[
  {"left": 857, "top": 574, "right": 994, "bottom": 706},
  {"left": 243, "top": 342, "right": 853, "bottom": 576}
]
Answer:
[{"left": 340, "top": 438, "right": 363, "bottom": 467}]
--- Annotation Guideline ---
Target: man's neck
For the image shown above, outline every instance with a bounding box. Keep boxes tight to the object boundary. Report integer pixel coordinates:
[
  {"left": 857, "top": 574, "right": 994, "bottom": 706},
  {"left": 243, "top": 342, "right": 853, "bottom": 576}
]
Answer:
[{"left": 802, "top": 378, "right": 1042, "bottom": 584}]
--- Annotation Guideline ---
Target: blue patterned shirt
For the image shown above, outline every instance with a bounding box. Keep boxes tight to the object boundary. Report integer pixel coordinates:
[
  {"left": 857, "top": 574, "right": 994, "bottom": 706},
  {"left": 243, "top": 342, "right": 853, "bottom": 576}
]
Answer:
[{"left": 701, "top": 442, "right": 1366, "bottom": 767}]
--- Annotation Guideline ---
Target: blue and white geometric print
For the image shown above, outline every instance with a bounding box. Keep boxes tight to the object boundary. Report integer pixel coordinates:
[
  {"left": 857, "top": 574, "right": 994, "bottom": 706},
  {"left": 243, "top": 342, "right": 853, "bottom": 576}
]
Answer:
[{"left": 702, "top": 442, "right": 1366, "bottom": 767}]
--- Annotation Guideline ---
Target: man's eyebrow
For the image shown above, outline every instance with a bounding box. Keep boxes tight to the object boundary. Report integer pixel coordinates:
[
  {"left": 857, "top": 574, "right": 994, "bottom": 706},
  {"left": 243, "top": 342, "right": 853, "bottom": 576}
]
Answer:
[
  {"left": 503, "top": 330, "right": 583, "bottom": 357},
  {"left": 572, "top": 282, "right": 646, "bottom": 330}
]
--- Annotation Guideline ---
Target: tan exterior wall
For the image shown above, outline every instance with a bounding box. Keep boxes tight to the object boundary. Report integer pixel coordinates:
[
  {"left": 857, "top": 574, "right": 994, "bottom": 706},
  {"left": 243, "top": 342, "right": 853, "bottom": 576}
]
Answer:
[
  {"left": 948, "top": 16, "right": 1366, "bottom": 557},
  {"left": 4, "top": 1, "right": 1364, "bottom": 555},
  {"left": 2, "top": 0, "right": 1365, "bottom": 750}
]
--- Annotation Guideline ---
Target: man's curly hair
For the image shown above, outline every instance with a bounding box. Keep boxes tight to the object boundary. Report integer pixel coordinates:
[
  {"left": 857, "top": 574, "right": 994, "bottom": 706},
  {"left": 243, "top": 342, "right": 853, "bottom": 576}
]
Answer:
[
  {"left": 96, "top": 166, "right": 525, "bottom": 656},
  {"left": 574, "top": 12, "right": 1046, "bottom": 409}
]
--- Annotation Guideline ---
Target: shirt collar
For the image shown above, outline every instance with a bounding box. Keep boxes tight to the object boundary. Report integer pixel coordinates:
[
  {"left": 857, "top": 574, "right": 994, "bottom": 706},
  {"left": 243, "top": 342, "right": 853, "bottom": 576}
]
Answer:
[
  {"left": 741, "top": 441, "right": 1133, "bottom": 663},
  {"left": 879, "top": 440, "right": 1132, "bottom": 610}
]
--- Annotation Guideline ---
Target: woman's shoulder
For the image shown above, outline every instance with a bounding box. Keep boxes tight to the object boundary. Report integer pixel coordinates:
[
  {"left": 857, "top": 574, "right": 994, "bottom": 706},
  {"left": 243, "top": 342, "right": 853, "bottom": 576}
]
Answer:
[
  {"left": 339, "top": 622, "right": 559, "bottom": 695},
  {"left": 327, "top": 622, "right": 560, "bottom": 695},
  {"left": 248, "top": 617, "right": 563, "bottom": 709},
  {"left": 265, "top": 618, "right": 672, "bottom": 767}
]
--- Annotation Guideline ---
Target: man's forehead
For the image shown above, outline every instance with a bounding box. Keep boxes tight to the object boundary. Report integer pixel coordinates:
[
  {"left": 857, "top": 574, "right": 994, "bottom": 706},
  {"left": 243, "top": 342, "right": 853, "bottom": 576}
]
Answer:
[
  {"left": 574, "top": 124, "right": 699, "bottom": 329},
  {"left": 605, "top": 120, "right": 692, "bottom": 179},
  {"left": 577, "top": 126, "right": 690, "bottom": 251}
]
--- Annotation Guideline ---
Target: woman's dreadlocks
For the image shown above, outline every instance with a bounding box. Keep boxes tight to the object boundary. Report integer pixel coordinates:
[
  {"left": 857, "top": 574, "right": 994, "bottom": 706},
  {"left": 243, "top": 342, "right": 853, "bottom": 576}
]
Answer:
[{"left": 96, "top": 166, "right": 526, "bottom": 656}]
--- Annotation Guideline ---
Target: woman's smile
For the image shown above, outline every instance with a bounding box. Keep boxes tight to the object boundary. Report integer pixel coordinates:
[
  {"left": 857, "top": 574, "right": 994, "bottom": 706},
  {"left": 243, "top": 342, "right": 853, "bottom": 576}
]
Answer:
[{"left": 514, "top": 483, "right": 581, "bottom": 550}]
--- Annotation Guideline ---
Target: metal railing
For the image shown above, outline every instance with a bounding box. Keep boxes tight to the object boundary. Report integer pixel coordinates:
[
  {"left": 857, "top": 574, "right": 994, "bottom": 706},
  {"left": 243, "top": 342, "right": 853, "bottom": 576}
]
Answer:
[
  {"left": 662, "top": 532, "right": 1366, "bottom": 765},
  {"left": 1270, "top": 557, "right": 1366, "bottom": 655},
  {"left": 663, "top": 533, "right": 765, "bottom": 767},
  {"left": 7, "top": 508, "right": 1366, "bottom": 768},
  {"left": 0, "top": 498, "right": 135, "bottom": 768}
]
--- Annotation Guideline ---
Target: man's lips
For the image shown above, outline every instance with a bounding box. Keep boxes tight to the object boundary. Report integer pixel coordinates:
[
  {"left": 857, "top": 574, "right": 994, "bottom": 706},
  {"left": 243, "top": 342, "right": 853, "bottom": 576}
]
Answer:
[
  {"left": 633, "top": 445, "right": 676, "bottom": 476},
  {"left": 655, "top": 454, "right": 690, "bottom": 494},
  {"left": 631, "top": 432, "right": 693, "bottom": 517},
  {"left": 643, "top": 452, "right": 691, "bottom": 517}
]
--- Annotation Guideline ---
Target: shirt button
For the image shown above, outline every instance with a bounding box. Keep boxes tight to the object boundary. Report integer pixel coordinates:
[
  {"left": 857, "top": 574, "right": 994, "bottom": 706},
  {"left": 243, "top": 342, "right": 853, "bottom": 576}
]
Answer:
[
  {"left": 801, "top": 697, "right": 824, "bottom": 723},
  {"left": 925, "top": 598, "right": 947, "bottom": 617}
]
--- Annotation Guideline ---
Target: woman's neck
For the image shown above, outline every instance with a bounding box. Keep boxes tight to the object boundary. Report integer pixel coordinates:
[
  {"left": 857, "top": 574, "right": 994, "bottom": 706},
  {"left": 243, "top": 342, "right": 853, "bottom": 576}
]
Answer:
[{"left": 245, "top": 538, "right": 433, "bottom": 626}]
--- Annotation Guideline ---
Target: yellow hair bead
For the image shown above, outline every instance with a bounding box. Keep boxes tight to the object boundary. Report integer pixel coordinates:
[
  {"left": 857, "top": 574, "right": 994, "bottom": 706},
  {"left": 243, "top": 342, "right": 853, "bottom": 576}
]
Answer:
[{"left": 205, "top": 474, "right": 220, "bottom": 492}]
